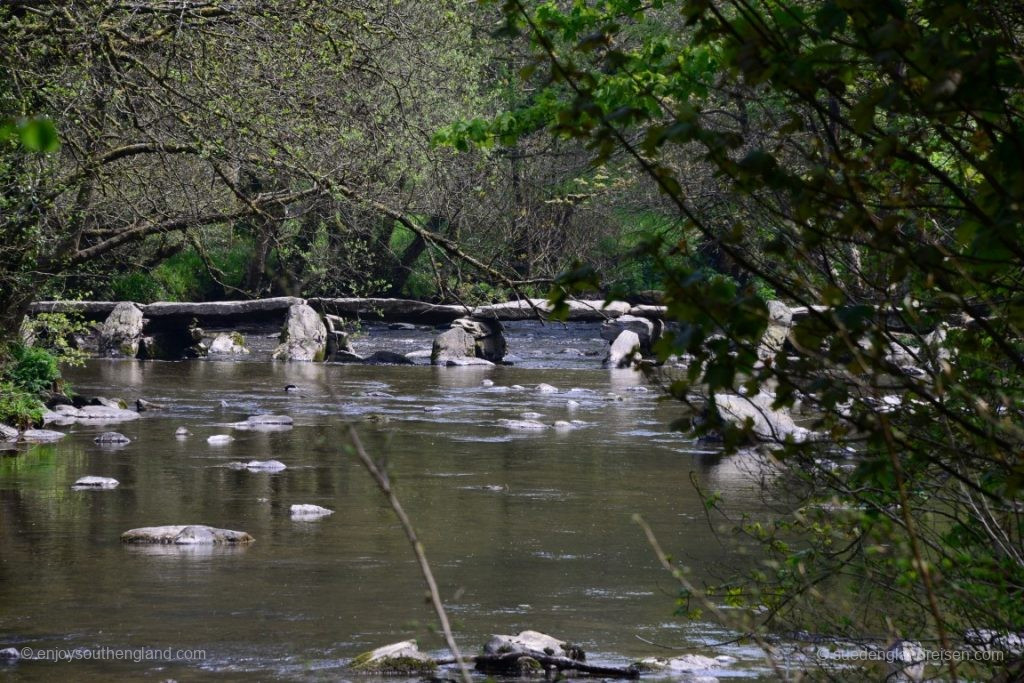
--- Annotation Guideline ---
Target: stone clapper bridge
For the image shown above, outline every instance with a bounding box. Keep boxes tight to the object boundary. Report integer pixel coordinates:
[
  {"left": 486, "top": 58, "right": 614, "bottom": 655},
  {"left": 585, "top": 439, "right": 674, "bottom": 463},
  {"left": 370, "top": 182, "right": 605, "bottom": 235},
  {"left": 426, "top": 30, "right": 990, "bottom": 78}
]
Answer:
[{"left": 27, "top": 296, "right": 676, "bottom": 368}]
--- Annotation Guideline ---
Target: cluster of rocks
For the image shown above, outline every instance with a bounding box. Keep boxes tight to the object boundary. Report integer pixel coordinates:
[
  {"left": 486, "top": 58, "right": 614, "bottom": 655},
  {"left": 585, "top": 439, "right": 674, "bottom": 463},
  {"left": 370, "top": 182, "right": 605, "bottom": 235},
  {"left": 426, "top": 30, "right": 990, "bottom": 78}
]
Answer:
[
  {"left": 351, "top": 630, "right": 737, "bottom": 679},
  {"left": 600, "top": 314, "right": 665, "bottom": 368},
  {"left": 431, "top": 316, "right": 506, "bottom": 366}
]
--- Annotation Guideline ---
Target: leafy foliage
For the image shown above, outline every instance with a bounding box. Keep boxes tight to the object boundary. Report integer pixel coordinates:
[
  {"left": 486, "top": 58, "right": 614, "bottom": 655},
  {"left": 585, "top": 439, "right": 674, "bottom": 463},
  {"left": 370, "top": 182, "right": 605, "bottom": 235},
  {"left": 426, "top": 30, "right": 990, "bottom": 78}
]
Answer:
[{"left": 489, "top": 0, "right": 1024, "bottom": 676}]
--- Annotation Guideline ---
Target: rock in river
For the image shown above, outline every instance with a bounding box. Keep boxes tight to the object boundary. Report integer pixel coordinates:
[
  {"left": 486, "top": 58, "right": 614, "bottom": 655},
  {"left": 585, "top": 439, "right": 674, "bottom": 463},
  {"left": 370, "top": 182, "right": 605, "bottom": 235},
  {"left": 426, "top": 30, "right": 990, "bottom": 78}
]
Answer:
[
  {"left": 22, "top": 429, "right": 66, "bottom": 443},
  {"left": 98, "top": 301, "right": 145, "bottom": 357},
  {"left": 431, "top": 326, "right": 476, "bottom": 364},
  {"left": 0, "top": 424, "right": 18, "bottom": 442},
  {"left": 121, "top": 525, "right": 254, "bottom": 545},
  {"left": 228, "top": 459, "right": 287, "bottom": 472},
  {"left": 713, "top": 391, "right": 812, "bottom": 443},
  {"left": 350, "top": 640, "right": 436, "bottom": 674},
  {"left": 272, "top": 303, "right": 327, "bottom": 362},
  {"left": 53, "top": 405, "right": 141, "bottom": 423},
  {"left": 175, "top": 427, "right": 191, "bottom": 437},
  {"left": 231, "top": 414, "right": 294, "bottom": 431},
  {"left": 290, "top": 504, "right": 334, "bottom": 520},
  {"left": 445, "top": 356, "right": 494, "bottom": 366},
  {"left": 94, "top": 432, "right": 130, "bottom": 444},
  {"left": 72, "top": 476, "right": 119, "bottom": 490},
  {"left": 483, "top": 630, "right": 584, "bottom": 660},
  {"left": 498, "top": 419, "right": 549, "bottom": 431},
  {"left": 208, "top": 332, "right": 250, "bottom": 355},
  {"left": 362, "top": 350, "right": 415, "bottom": 365},
  {"left": 207, "top": 434, "right": 234, "bottom": 444},
  {"left": 604, "top": 330, "right": 641, "bottom": 369},
  {"left": 637, "top": 654, "right": 737, "bottom": 672}
]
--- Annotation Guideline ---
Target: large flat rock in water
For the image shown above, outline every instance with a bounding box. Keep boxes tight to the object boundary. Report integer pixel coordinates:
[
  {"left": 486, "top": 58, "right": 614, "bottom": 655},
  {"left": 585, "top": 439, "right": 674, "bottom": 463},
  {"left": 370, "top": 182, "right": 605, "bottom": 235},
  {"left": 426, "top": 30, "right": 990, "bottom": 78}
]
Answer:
[
  {"left": 310, "top": 298, "right": 469, "bottom": 324},
  {"left": 120, "top": 525, "right": 254, "bottom": 545}
]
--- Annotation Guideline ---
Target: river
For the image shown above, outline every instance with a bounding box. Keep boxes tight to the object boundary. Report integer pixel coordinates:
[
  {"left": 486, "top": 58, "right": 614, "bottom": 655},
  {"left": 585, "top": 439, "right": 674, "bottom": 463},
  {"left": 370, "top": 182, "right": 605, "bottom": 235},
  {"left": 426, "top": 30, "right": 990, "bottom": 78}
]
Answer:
[{"left": 0, "top": 322, "right": 778, "bottom": 680}]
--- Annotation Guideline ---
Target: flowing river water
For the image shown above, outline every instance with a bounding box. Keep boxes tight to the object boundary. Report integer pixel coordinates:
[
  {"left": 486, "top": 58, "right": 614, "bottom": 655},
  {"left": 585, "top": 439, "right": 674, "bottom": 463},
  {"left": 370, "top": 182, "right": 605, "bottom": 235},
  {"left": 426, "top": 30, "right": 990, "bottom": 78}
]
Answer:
[{"left": 0, "top": 322, "right": 782, "bottom": 681}]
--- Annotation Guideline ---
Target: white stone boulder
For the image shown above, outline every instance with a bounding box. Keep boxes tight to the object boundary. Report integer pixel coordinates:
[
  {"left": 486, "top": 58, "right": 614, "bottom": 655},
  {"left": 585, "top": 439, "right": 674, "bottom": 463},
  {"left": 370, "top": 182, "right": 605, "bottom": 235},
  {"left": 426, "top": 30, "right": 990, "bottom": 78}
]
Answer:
[
  {"left": 99, "top": 302, "right": 145, "bottom": 357},
  {"left": 272, "top": 303, "right": 327, "bottom": 361},
  {"left": 483, "top": 631, "right": 583, "bottom": 659},
  {"left": 714, "top": 391, "right": 811, "bottom": 443},
  {"left": 208, "top": 332, "right": 250, "bottom": 355},
  {"left": 604, "top": 330, "right": 642, "bottom": 368}
]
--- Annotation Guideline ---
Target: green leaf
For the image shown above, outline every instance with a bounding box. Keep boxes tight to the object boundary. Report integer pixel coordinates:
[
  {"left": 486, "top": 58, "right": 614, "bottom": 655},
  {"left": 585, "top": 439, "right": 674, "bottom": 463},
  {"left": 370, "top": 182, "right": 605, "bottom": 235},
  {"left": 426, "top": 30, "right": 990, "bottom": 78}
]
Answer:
[{"left": 19, "top": 119, "right": 60, "bottom": 152}]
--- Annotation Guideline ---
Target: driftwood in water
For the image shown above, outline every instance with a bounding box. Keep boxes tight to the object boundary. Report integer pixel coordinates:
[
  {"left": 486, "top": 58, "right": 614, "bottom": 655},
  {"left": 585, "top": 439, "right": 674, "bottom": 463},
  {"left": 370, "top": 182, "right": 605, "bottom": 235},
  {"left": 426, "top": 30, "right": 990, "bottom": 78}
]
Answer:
[{"left": 447, "top": 652, "right": 639, "bottom": 679}]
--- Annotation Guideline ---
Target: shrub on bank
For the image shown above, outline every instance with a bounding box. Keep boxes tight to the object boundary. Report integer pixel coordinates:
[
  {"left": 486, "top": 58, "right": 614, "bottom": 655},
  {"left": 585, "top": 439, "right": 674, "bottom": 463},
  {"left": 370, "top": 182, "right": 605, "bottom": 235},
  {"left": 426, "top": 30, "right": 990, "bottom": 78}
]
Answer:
[{"left": 0, "top": 343, "right": 63, "bottom": 428}]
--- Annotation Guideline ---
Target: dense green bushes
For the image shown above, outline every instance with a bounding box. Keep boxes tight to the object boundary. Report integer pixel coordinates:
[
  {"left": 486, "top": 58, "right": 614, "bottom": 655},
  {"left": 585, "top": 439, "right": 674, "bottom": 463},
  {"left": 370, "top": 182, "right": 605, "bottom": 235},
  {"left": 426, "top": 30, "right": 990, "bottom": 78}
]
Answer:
[
  {"left": 108, "top": 243, "right": 251, "bottom": 303},
  {"left": 0, "top": 343, "right": 61, "bottom": 428}
]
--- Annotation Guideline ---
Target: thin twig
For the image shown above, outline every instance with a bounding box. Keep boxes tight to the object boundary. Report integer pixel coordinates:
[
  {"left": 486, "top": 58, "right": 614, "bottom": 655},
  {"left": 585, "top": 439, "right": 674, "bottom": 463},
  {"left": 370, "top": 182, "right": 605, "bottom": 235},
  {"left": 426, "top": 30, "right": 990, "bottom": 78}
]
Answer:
[{"left": 346, "top": 426, "right": 472, "bottom": 683}]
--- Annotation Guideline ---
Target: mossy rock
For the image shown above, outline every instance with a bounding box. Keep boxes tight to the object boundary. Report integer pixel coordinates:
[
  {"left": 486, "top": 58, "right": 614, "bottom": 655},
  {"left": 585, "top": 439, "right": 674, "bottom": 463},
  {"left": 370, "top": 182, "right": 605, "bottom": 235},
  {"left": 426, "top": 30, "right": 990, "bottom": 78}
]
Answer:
[
  {"left": 516, "top": 656, "right": 543, "bottom": 675},
  {"left": 350, "top": 641, "right": 436, "bottom": 675},
  {"left": 350, "top": 654, "right": 437, "bottom": 675}
]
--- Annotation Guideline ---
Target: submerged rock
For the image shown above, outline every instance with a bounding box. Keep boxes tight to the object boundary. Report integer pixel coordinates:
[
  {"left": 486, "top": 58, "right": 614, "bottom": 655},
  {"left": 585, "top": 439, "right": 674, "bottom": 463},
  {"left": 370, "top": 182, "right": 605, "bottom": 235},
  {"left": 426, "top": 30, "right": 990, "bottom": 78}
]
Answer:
[
  {"left": 231, "top": 414, "right": 294, "bottom": 431},
  {"left": 121, "top": 524, "right": 254, "bottom": 545},
  {"left": 445, "top": 356, "right": 494, "bottom": 366},
  {"left": 290, "top": 504, "right": 334, "bottom": 520},
  {"left": 362, "top": 350, "right": 415, "bottom": 365},
  {"left": 51, "top": 405, "right": 141, "bottom": 423},
  {"left": 637, "top": 654, "right": 736, "bottom": 672},
  {"left": 273, "top": 303, "right": 327, "bottom": 362},
  {"left": 483, "top": 631, "right": 584, "bottom": 660},
  {"left": 0, "top": 647, "right": 20, "bottom": 661},
  {"left": 498, "top": 419, "right": 549, "bottom": 431},
  {"left": 350, "top": 640, "right": 436, "bottom": 674},
  {"left": 331, "top": 350, "right": 366, "bottom": 363},
  {"left": 175, "top": 427, "right": 191, "bottom": 437},
  {"left": 535, "top": 383, "right": 558, "bottom": 393},
  {"left": 94, "top": 432, "right": 130, "bottom": 444},
  {"left": 228, "top": 459, "right": 287, "bottom": 472},
  {"left": 72, "top": 476, "right": 120, "bottom": 489},
  {"left": 136, "top": 398, "right": 163, "bottom": 411},
  {"left": 22, "top": 429, "right": 66, "bottom": 443}
]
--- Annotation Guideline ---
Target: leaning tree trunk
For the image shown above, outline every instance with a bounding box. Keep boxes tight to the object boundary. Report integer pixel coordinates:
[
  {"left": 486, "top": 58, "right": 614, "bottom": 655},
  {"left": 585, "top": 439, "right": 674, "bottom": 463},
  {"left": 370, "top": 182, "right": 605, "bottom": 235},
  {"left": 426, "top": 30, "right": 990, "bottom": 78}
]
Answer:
[{"left": 388, "top": 215, "right": 445, "bottom": 296}]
